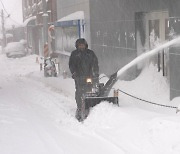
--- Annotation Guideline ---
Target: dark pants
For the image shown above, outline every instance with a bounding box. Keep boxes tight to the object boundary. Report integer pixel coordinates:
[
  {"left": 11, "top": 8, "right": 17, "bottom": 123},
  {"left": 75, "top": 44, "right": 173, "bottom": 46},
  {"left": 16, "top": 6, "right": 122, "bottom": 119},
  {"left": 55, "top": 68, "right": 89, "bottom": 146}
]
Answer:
[
  {"left": 74, "top": 76, "right": 99, "bottom": 120},
  {"left": 74, "top": 76, "right": 98, "bottom": 109},
  {"left": 74, "top": 78, "right": 85, "bottom": 110}
]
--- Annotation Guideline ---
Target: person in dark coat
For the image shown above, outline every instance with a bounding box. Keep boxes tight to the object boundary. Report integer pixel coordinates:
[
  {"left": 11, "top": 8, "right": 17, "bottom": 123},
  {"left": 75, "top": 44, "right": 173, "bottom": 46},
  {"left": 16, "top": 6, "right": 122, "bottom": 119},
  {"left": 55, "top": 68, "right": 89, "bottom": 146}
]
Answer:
[{"left": 69, "top": 38, "right": 99, "bottom": 120}]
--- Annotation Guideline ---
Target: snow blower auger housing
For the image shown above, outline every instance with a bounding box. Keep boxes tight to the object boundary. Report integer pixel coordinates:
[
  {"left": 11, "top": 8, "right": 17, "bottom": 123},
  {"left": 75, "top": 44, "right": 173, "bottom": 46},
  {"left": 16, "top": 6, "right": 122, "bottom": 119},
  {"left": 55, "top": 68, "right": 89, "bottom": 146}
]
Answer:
[{"left": 80, "top": 72, "right": 119, "bottom": 121}]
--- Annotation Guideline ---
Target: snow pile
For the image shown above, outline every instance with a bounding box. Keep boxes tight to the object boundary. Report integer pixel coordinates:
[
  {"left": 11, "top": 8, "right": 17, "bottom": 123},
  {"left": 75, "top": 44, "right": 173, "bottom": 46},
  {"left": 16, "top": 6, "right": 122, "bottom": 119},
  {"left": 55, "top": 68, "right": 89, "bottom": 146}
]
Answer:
[
  {"left": 85, "top": 102, "right": 180, "bottom": 154},
  {"left": 116, "top": 64, "right": 169, "bottom": 104},
  {"left": 5, "top": 40, "right": 26, "bottom": 54},
  {"left": 171, "top": 97, "right": 180, "bottom": 110}
]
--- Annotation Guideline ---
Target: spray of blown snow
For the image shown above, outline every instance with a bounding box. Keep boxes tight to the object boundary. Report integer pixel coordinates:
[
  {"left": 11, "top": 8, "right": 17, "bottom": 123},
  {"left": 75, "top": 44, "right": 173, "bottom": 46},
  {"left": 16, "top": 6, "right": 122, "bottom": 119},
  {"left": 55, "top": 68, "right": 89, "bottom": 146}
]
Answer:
[{"left": 117, "top": 37, "right": 180, "bottom": 78}]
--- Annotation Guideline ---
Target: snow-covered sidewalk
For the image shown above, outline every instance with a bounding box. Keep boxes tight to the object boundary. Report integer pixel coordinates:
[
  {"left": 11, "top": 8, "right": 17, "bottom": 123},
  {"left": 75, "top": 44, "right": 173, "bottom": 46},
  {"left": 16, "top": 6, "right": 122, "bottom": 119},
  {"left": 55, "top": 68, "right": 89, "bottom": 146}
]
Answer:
[{"left": 1, "top": 54, "right": 180, "bottom": 154}]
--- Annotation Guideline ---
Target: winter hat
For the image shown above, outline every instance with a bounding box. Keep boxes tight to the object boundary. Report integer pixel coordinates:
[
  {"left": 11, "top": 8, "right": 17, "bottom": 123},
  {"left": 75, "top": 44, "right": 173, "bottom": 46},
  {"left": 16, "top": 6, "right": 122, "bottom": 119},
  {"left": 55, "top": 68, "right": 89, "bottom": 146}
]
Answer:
[{"left": 75, "top": 38, "right": 88, "bottom": 49}]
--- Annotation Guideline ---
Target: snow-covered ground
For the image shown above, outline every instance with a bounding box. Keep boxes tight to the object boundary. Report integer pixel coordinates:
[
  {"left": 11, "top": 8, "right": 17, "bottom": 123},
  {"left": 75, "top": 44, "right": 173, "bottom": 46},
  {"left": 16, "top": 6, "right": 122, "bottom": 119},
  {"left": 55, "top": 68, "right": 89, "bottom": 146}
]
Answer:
[{"left": 1, "top": 54, "right": 180, "bottom": 154}]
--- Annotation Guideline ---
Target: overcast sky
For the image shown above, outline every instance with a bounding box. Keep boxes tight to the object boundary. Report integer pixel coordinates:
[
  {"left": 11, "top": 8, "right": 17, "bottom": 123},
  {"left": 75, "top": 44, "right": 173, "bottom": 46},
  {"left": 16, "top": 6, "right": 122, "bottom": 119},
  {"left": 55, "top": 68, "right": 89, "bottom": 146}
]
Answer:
[{"left": 0, "top": 0, "right": 23, "bottom": 27}]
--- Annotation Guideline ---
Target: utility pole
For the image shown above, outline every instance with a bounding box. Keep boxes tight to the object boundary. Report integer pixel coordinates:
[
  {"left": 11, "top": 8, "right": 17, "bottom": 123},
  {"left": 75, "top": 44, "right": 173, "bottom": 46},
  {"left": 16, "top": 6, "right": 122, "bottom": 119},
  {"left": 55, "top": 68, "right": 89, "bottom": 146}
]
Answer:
[
  {"left": 42, "top": 0, "right": 48, "bottom": 57},
  {"left": 1, "top": 10, "right": 6, "bottom": 52}
]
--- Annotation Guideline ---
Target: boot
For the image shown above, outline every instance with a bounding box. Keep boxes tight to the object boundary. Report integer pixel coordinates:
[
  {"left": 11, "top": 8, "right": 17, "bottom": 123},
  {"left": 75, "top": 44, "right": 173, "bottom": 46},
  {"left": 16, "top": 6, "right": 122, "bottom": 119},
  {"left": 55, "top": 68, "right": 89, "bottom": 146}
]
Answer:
[{"left": 75, "top": 108, "right": 82, "bottom": 122}]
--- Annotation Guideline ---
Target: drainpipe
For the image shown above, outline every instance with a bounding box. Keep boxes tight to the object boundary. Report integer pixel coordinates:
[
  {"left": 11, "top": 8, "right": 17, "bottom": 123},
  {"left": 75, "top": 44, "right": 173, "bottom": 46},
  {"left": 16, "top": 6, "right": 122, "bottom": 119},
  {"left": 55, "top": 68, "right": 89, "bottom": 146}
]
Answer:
[{"left": 42, "top": 0, "right": 48, "bottom": 57}]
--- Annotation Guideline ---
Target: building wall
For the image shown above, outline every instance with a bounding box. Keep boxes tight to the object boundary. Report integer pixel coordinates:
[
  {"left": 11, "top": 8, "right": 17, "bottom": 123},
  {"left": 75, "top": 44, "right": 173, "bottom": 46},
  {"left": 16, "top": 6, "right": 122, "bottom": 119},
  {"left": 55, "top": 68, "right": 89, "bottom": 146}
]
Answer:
[
  {"left": 47, "top": 0, "right": 57, "bottom": 23},
  {"left": 89, "top": 0, "right": 174, "bottom": 79},
  {"left": 22, "top": 0, "right": 57, "bottom": 55},
  {"left": 169, "top": 44, "right": 180, "bottom": 100},
  {"left": 168, "top": 0, "right": 180, "bottom": 100},
  {"left": 22, "top": 0, "right": 57, "bottom": 24}
]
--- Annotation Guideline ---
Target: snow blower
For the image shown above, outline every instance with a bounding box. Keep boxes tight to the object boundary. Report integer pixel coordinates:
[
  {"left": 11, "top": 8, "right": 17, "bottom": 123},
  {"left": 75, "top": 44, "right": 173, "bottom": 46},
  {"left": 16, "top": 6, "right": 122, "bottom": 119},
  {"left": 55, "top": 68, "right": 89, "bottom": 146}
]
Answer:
[{"left": 79, "top": 72, "right": 119, "bottom": 121}]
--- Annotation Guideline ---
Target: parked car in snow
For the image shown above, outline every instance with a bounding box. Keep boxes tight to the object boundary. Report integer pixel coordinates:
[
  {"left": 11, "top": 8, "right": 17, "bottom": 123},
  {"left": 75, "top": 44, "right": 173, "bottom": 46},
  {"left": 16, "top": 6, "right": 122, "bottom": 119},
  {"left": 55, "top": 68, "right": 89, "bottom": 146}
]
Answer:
[{"left": 5, "top": 40, "right": 27, "bottom": 58}]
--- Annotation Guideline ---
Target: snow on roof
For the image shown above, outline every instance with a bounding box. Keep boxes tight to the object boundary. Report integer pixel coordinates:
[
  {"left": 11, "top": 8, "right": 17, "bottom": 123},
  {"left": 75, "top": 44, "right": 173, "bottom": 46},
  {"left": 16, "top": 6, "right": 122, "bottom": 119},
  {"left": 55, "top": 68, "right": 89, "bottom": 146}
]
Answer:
[
  {"left": 57, "top": 11, "right": 84, "bottom": 22},
  {"left": 23, "top": 16, "right": 36, "bottom": 27}
]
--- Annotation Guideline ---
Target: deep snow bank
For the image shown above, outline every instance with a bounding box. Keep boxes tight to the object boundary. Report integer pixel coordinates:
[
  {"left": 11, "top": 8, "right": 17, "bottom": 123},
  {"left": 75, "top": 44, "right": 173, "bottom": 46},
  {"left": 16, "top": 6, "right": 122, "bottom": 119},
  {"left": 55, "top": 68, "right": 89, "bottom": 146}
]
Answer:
[{"left": 115, "top": 64, "right": 170, "bottom": 105}]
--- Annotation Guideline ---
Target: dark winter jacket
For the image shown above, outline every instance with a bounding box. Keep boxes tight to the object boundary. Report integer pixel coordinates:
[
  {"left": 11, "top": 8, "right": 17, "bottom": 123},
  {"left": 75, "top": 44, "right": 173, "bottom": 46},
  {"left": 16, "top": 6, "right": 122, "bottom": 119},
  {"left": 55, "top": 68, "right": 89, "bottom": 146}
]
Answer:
[{"left": 69, "top": 49, "right": 99, "bottom": 79}]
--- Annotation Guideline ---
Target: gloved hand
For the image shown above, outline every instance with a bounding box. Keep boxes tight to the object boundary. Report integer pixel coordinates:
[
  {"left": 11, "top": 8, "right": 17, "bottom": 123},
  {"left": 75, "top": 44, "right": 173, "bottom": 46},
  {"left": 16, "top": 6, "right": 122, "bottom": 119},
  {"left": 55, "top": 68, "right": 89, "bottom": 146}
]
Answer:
[{"left": 72, "top": 72, "right": 77, "bottom": 79}]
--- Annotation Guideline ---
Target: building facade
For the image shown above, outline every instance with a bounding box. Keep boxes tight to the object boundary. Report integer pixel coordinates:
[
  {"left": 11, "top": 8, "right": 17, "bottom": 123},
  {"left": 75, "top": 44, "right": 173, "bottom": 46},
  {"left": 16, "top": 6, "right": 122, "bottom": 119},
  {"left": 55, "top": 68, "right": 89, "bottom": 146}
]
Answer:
[
  {"left": 55, "top": 0, "right": 180, "bottom": 100},
  {"left": 22, "top": 0, "right": 57, "bottom": 55}
]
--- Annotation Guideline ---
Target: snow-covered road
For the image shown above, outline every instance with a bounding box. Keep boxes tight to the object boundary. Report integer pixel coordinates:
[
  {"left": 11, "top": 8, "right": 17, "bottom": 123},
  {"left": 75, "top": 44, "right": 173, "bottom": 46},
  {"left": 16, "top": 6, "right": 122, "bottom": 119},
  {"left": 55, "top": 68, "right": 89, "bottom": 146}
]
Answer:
[
  {"left": 0, "top": 55, "right": 125, "bottom": 154},
  {"left": 1, "top": 54, "right": 180, "bottom": 154},
  {"left": 0, "top": 76, "right": 127, "bottom": 154}
]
